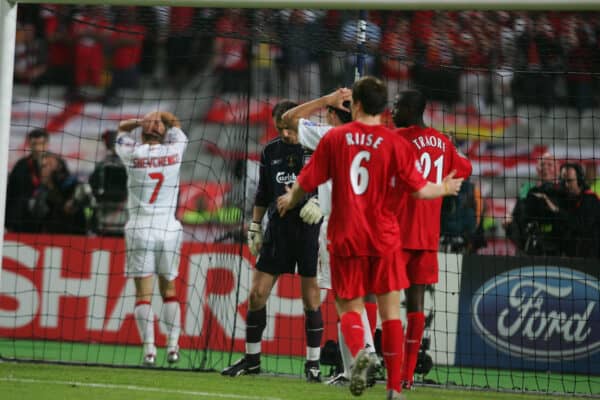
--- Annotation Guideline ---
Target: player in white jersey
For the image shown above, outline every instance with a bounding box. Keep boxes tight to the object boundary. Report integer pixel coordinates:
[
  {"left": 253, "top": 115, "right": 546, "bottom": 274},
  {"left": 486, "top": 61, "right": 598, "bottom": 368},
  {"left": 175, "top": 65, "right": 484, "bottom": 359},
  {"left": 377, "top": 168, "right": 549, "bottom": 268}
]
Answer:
[
  {"left": 282, "top": 88, "right": 381, "bottom": 386},
  {"left": 116, "top": 111, "right": 188, "bottom": 367}
]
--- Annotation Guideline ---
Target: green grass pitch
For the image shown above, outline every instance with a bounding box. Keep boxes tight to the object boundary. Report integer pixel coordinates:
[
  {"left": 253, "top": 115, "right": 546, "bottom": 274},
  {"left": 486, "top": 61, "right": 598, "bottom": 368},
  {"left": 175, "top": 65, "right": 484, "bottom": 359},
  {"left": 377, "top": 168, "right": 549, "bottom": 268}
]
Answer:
[{"left": 0, "top": 362, "right": 591, "bottom": 400}]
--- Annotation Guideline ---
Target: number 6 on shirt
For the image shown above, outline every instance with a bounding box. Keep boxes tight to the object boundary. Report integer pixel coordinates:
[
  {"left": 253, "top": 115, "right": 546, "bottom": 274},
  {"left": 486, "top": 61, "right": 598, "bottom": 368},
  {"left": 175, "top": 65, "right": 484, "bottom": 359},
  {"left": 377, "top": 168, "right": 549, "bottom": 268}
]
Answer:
[
  {"left": 350, "top": 151, "right": 371, "bottom": 195},
  {"left": 148, "top": 172, "right": 164, "bottom": 204}
]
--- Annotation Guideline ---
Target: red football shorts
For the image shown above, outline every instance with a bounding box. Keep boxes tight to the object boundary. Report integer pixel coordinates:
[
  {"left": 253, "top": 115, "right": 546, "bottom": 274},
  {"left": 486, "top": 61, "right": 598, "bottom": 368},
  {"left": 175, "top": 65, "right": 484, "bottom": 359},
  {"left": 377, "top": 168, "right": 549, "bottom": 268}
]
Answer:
[
  {"left": 330, "top": 249, "right": 409, "bottom": 299},
  {"left": 403, "top": 249, "right": 439, "bottom": 285}
]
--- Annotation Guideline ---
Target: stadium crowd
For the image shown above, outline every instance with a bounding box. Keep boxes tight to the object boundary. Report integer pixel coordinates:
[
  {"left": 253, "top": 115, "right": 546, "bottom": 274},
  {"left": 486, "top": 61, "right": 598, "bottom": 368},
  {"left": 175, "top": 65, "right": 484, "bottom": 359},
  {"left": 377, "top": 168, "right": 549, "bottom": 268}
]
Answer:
[
  {"left": 13, "top": 6, "right": 600, "bottom": 112},
  {"left": 9, "top": 6, "right": 600, "bottom": 258}
]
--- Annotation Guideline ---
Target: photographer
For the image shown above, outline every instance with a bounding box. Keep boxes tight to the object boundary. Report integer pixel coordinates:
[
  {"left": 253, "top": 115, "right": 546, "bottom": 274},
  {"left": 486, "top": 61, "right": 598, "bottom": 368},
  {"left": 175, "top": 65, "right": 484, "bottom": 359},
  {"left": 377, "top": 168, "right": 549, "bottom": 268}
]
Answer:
[
  {"left": 505, "top": 152, "right": 563, "bottom": 255},
  {"left": 6, "top": 128, "right": 49, "bottom": 233},
  {"left": 534, "top": 163, "right": 600, "bottom": 258},
  {"left": 30, "top": 153, "right": 91, "bottom": 235},
  {"left": 88, "top": 129, "right": 128, "bottom": 236}
]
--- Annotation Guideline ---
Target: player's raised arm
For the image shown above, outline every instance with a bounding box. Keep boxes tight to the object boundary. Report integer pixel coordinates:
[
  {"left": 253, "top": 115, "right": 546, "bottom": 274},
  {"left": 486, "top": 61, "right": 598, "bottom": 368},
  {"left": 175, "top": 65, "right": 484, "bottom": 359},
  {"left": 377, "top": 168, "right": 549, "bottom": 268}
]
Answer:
[
  {"left": 281, "top": 87, "right": 352, "bottom": 132},
  {"left": 160, "top": 111, "right": 181, "bottom": 129},
  {"left": 118, "top": 118, "right": 142, "bottom": 133}
]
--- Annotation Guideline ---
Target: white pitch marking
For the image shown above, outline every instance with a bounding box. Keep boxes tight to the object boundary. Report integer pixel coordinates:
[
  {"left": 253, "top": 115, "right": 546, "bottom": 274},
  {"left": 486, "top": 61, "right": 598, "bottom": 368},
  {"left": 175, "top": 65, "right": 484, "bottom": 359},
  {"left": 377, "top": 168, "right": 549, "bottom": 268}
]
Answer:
[{"left": 0, "top": 376, "right": 283, "bottom": 400}]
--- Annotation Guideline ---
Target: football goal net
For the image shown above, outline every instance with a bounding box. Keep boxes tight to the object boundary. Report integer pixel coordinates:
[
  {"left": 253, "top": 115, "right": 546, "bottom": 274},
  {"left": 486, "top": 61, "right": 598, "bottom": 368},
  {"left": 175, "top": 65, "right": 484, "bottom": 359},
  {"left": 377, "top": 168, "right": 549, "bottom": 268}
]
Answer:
[{"left": 1, "top": 0, "right": 600, "bottom": 397}]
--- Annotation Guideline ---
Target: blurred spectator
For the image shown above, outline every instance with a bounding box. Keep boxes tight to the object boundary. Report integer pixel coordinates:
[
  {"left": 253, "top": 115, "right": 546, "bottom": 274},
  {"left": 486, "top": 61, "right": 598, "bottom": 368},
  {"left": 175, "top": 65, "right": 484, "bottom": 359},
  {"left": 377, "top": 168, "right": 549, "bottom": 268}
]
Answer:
[
  {"left": 104, "top": 6, "right": 146, "bottom": 105},
  {"left": 29, "top": 153, "right": 91, "bottom": 235},
  {"left": 339, "top": 11, "right": 382, "bottom": 86},
  {"left": 6, "top": 129, "right": 50, "bottom": 233},
  {"left": 490, "top": 11, "right": 517, "bottom": 110},
  {"left": 533, "top": 163, "right": 600, "bottom": 258},
  {"left": 13, "top": 22, "right": 46, "bottom": 84},
  {"left": 137, "top": 6, "right": 161, "bottom": 80},
  {"left": 32, "top": 5, "right": 75, "bottom": 97},
  {"left": 71, "top": 6, "right": 111, "bottom": 96},
  {"left": 212, "top": 9, "right": 250, "bottom": 94},
  {"left": 563, "top": 14, "right": 596, "bottom": 114},
  {"left": 280, "top": 9, "right": 322, "bottom": 99},
  {"left": 317, "top": 10, "right": 346, "bottom": 94},
  {"left": 412, "top": 12, "right": 459, "bottom": 104},
  {"left": 455, "top": 12, "right": 492, "bottom": 112},
  {"left": 88, "top": 129, "right": 128, "bottom": 236},
  {"left": 512, "top": 13, "right": 563, "bottom": 110},
  {"left": 251, "top": 10, "right": 281, "bottom": 97},
  {"left": 166, "top": 7, "right": 196, "bottom": 87},
  {"left": 504, "top": 151, "right": 563, "bottom": 255},
  {"left": 380, "top": 15, "right": 413, "bottom": 100},
  {"left": 189, "top": 8, "right": 218, "bottom": 79}
]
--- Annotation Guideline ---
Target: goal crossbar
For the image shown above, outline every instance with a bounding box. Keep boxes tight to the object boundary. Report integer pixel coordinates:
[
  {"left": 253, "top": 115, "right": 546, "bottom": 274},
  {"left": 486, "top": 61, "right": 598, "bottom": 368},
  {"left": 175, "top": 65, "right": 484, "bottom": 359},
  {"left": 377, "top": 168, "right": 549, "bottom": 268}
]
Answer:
[{"left": 10, "top": 0, "right": 600, "bottom": 11}]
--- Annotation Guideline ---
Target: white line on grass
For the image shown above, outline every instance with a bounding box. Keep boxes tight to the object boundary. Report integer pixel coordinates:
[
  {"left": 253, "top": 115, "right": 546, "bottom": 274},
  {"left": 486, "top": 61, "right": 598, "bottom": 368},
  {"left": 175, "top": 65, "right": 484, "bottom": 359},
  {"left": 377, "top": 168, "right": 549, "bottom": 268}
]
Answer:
[{"left": 1, "top": 376, "right": 283, "bottom": 400}]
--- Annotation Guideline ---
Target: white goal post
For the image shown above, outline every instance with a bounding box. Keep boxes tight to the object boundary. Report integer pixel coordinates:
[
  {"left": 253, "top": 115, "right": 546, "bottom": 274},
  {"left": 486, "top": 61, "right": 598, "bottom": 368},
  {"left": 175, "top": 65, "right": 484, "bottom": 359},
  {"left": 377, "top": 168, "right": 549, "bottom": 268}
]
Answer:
[
  {"left": 1, "top": 0, "right": 599, "bottom": 279},
  {"left": 0, "top": 0, "right": 17, "bottom": 283}
]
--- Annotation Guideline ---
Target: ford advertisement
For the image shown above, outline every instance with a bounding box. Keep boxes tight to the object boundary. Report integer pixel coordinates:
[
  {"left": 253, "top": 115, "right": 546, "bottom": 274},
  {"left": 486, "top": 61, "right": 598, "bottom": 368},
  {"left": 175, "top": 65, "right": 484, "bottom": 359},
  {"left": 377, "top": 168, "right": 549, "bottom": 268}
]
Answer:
[{"left": 456, "top": 255, "right": 600, "bottom": 374}]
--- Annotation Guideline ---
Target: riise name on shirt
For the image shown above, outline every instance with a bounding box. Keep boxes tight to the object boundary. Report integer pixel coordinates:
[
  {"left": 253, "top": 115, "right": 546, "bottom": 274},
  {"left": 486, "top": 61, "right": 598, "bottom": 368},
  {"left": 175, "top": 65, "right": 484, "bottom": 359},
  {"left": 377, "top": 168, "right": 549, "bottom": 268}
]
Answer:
[{"left": 345, "top": 132, "right": 384, "bottom": 148}]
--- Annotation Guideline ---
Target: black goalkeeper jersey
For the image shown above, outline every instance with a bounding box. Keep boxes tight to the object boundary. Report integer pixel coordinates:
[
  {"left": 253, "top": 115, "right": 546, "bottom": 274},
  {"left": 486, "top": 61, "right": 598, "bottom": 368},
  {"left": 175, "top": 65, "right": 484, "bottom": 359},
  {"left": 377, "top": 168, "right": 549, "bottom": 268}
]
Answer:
[{"left": 254, "top": 137, "right": 313, "bottom": 223}]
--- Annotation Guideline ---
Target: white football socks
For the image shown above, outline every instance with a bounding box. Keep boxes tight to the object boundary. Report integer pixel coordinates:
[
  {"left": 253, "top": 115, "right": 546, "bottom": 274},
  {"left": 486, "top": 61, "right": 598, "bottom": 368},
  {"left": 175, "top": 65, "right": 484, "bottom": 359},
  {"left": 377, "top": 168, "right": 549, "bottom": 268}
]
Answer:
[{"left": 134, "top": 302, "right": 156, "bottom": 356}]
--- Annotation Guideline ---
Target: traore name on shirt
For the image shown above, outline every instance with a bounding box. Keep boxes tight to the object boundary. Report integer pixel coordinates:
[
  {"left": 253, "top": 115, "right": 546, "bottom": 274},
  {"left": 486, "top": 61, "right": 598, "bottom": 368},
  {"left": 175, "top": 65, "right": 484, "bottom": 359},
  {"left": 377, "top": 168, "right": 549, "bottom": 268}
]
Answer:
[
  {"left": 345, "top": 132, "right": 384, "bottom": 149},
  {"left": 412, "top": 135, "right": 446, "bottom": 152},
  {"left": 132, "top": 154, "right": 179, "bottom": 169}
]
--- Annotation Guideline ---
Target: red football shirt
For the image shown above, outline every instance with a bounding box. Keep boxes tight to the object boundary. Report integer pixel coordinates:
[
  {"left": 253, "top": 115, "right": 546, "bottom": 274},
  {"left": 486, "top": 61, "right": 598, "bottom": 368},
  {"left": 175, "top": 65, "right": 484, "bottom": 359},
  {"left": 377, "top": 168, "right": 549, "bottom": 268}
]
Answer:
[
  {"left": 298, "top": 121, "right": 427, "bottom": 256},
  {"left": 396, "top": 126, "right": 472, "bottom": 250}
]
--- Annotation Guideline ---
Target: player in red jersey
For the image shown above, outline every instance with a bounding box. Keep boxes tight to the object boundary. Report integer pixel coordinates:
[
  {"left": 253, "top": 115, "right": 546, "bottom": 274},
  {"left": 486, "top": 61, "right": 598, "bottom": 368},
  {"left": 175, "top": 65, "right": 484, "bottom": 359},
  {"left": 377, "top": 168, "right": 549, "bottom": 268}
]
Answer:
[
  {"left": 392, "top": 89, "right": 472, "bottom": 390},
  {"left": 277, "top": 76, "right": 464, "bottom": 400}
]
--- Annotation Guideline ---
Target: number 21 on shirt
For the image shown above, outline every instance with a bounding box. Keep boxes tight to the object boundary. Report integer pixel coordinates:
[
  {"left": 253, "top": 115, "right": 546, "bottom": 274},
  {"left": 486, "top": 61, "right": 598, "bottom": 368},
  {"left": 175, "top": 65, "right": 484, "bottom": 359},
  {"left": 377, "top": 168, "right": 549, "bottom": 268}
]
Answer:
[{"left": 420, "top": 152, "right": 443, "bottom": 183}]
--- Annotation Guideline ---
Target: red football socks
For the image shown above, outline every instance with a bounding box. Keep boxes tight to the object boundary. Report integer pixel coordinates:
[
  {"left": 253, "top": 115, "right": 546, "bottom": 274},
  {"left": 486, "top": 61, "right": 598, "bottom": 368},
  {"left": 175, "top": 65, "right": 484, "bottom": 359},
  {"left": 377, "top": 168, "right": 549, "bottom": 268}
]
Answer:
[
  {"left": 382, "top": 319, "right": 404, "bottom": 392},
  {"left": 402, "top": 311, "right": 426, "bottom": 384},
  {"left": 340, "top": 311, "right": 365, "bottom": 357}
]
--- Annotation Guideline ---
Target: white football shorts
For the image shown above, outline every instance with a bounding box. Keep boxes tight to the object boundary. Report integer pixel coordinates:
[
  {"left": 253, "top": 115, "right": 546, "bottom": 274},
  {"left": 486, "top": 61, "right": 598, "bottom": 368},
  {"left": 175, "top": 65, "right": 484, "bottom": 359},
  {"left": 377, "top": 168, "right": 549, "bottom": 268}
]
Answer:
[
  {"left": 124, "top": 218, "right": 183, "bottom": 281},
  {"left": 317, "top": 215, "right": 331, "bottom": 290}
]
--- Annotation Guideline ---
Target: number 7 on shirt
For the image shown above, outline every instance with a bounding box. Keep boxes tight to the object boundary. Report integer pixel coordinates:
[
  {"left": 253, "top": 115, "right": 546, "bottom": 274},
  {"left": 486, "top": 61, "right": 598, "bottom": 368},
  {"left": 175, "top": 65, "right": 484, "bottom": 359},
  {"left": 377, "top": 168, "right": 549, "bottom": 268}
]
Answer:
[{"left": 148, "top": 172, "right": 164, "bottom": 204}]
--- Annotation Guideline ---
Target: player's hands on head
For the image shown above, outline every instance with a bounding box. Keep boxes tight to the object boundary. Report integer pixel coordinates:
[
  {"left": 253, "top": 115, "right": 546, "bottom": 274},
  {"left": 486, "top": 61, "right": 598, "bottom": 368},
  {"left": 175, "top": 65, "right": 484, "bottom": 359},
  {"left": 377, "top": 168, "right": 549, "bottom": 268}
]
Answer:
[
  {"left": 327, "top": 88, "right": 352, "bottom": 112},
  {"left": 299, "top": 196, "right": 322, "bottom": 224},
  {"left": 142, "top": 111, "right": 166, "bottom": 136},
  {"left": 247, "top": 222, "right": 263, "bottom": 256},
  {"left": 442, "top": 170, "right": 464, "bottom": 196}
]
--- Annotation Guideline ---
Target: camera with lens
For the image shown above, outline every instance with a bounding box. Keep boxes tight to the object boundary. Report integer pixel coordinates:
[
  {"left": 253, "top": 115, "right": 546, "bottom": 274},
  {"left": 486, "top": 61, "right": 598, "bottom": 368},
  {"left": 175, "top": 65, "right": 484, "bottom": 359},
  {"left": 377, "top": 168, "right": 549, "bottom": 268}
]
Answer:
[{"left": 524, "top": 221, "right": 544, "bottom": 255}]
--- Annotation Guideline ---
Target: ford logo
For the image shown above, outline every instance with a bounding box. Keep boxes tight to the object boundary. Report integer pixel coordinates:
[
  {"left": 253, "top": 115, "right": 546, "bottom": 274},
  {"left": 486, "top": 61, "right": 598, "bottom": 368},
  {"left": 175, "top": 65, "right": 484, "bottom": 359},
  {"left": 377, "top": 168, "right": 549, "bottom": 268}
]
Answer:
[{"left": 471, "top": 266, "right": 600, "bottom": 361}]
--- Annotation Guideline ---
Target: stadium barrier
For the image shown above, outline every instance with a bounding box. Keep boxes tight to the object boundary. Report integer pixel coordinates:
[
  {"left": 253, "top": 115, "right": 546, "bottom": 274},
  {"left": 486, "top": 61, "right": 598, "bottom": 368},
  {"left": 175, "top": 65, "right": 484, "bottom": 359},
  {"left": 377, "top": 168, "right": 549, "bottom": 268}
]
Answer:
[{"left": 2, "top": 235, "right": 598, "bottom": 377}]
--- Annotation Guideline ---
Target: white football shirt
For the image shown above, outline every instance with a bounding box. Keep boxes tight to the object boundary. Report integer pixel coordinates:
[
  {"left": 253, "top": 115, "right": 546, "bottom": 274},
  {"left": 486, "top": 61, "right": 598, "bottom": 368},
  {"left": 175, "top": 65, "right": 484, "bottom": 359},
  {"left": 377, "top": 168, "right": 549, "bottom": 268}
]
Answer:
[
  {"left": 298, "top": 118, "right": 333, "bottom": 215},
  {"left": 116, "top": 127, "right": 188, "bottom": 225}
]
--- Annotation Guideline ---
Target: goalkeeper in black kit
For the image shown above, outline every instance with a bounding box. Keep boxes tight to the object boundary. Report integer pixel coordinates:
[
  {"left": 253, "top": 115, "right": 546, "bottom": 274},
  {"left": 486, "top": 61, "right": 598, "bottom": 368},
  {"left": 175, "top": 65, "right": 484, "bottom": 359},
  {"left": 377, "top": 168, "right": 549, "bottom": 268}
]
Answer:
[{"left": 221, "top": 100, "right": 325, "bottom": 382}]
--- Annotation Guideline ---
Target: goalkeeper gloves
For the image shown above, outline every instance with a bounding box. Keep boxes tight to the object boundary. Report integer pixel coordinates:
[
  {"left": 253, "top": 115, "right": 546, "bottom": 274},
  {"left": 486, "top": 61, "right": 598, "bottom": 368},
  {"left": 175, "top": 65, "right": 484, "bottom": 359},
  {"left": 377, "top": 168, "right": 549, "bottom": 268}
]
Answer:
[
  {"left": 300, "top": 197, "right": 322, "bottom": 225},
  {"left": 247, "top": 222, "right": 263, "bottom": 256}
]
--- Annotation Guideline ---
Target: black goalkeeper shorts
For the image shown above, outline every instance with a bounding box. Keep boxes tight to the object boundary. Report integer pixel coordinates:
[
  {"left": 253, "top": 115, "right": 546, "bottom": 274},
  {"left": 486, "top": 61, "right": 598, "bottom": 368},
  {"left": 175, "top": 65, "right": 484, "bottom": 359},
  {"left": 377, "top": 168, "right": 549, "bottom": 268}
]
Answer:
[{"left": 256, "top": 217, "right": 320, "bottom": 278}]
